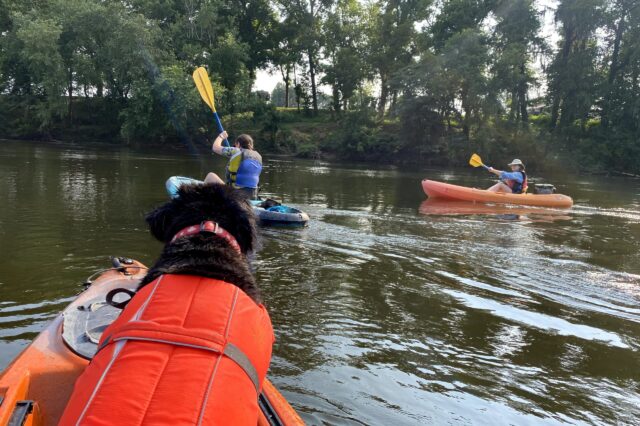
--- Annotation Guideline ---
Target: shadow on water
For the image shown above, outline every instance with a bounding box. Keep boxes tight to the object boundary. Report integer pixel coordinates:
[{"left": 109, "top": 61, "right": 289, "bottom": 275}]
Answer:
[{"left": 1, "top": 140, "right": 640, "bottom": 425}]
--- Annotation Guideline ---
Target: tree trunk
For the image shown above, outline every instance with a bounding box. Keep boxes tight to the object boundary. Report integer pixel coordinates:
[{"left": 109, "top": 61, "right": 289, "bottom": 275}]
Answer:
[
  {"left": 518, "top": 63, "right": 528, "bottom": 124},
  {"left": 285, "top": 64, "right": 291, "bottom": 108},
  {"left": 293, "top": 64, "right": 300, "bottom": 112},
  {"left": 307, "top": 49, "right": 318, "bottom": 114},
  {"left": 378, "top": 73, "right": 388, "bottom": 118},
  {"left": 550, "top": 96, "right": 561, "bottom": 129},
  {"left": 285, "top": 80, "right": 290, "bottom": 108},
  {"left": 68, "top": 67, "right": 73, "bottom": 125},
  {"left": 280, "top": 64, "right": 291, "bottom": 108},
  {"left": 462, "top": 106, "right": 470, "bottom": 139},
  {"left": 509, "top": 90, "right": 517, "bottom": 122},
  {"left": 550, "top": 25, "right": 574, "bottom": 130},
  {"left": 390, "top": 90, "right": 398, "bottom": 113},
  {"left": 461, "top": 88, "right": 470, "bottom": 139},
  {"left": 602, "top": 15, "right": 625, "bottom": 128},
  {"left": 332, "top": 85, "right": 340, "bottom": 113}
]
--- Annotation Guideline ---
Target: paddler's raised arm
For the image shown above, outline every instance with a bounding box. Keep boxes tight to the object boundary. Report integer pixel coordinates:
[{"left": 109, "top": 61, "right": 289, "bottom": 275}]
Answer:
[{"left": 212, "top": 131, "right": 229, "bottom": 155}]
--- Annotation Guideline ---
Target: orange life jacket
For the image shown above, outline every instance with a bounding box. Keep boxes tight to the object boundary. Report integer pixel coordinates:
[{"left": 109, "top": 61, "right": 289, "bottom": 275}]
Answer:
[
  {"left": 59, "top": 274, "right": 274, "bottom": 426},
  {"left": 505, "top": 171, "right": 528, "bottom": 194}
]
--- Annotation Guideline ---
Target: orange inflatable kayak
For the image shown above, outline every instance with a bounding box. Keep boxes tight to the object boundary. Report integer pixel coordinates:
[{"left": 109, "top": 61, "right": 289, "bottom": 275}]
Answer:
[
  {"left": 422, "top": 179, "right": 573, "bottom": 208},
  {"left": 0, "top": 259, "right": 304, "bottom": 426}
]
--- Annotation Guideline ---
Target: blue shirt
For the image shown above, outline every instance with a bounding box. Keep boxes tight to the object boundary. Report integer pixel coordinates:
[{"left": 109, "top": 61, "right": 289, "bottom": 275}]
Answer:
[{"left": 499, "top": 171, "right": 524, "bottom": 182}]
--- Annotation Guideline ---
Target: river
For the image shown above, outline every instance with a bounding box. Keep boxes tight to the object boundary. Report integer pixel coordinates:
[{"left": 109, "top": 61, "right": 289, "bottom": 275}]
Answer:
[{"left": 1, "top": 140, "right": 639, "bottom": 425}]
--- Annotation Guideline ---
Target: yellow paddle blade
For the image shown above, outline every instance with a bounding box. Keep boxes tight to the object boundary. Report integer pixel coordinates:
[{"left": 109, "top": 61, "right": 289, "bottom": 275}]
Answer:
[
  {"left": 469, "top": 153, "right": 484, "bottom": 168},
  {"left": 193, "top": 67, "right": 216, "bottom": 112}
]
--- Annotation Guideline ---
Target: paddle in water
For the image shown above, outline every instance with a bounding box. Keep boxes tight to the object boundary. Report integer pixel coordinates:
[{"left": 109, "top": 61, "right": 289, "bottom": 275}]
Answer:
[{"left": 193, "top": 67, "right": 229, "bottom": 147}]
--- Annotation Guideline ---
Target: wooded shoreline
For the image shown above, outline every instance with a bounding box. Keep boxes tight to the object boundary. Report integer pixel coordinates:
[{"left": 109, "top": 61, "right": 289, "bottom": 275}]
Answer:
[{"left": 1, "top": 1, "right": 638, "bottom": 174}]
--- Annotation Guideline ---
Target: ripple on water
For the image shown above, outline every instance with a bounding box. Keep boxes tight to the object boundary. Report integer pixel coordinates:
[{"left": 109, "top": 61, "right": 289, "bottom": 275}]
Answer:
[{"left": 442, "top": 289, "right": 630, "bottom": 349}]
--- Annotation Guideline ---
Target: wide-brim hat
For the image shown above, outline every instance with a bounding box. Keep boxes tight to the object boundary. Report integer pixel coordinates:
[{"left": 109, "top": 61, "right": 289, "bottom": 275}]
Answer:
[{"left": 508, "top": 159, "right": 525, "bottom": 169}]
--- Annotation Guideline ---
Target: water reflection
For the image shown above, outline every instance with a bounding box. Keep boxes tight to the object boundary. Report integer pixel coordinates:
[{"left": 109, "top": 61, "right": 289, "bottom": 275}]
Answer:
[{"left": 419, "top": 199, "right": 573, "bottom": 222}]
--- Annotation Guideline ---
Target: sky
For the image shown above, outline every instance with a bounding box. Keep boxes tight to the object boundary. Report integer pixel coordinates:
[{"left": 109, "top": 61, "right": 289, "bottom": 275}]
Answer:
[{"left": 254, "top": 69, "right": 281, "bottom": 93}]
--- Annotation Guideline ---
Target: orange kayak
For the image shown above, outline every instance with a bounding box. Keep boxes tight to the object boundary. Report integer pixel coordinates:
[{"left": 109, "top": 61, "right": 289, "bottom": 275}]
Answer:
[
  {"left": 0, "top": 259, "right": 304, "bottom": 426},
  {"left": 422, "top": 179, "right": 573, "bottom": 208}
]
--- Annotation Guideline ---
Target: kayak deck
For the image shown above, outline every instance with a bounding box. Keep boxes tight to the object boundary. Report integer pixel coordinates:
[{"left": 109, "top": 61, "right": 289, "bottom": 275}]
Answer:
[
  {"left": 0, "top": 261, "right": 303, "bottom": 426},
  {"left": 422, "top": 179, "right": 573, "bottom": 208},
  {"left": 250, "top": 199, "right": 310, "bottom": 227}
]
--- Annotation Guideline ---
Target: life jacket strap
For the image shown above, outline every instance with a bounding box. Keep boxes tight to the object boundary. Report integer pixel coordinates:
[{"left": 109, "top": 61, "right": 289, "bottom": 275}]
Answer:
[{"left": 98, "top": 321, "right": 262, "bottom": 393}]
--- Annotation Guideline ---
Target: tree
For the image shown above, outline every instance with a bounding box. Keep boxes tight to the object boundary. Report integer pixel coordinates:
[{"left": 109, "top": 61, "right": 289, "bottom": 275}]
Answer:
[
  {"left": 490, "top": 0, "right": 544, "bottom": 125},
  {"left": 276, "top": 0, "right": 335, "bottom": 114},
  {"left": 321, "top": 0, "right": 369, "bottom": 112},
  {"left": 441, "top": 29, "right": 491, "bottom": 138},
  {"left": 367, "top": 0, "right": 431, "bottom": 117},
  {"left": 13, "top": 13, "right": 66, "bottom": 132},
  {"left": 270, "top": 20, "right": 303, "bottom": 108},
  {"left": 430, "top": 0, "right": 497, "bottom": 51},
  {"left": 547, "top": 0, "right": 604, "bottom": 130},
  {"left": 600, "top": 0, "right": 640, "bottom": 131},
  {"left": 226, "top": 0, "right": 278, "bottom": 80}
]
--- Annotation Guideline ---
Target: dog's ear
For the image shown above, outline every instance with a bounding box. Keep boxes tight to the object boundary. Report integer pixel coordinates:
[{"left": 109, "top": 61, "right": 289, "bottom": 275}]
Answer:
[
  {"left": 226, "top": 195, "right": 257, "bottom": 254},
  {"left": 145, "top": 201, "right": 176, "bottom": 242}
]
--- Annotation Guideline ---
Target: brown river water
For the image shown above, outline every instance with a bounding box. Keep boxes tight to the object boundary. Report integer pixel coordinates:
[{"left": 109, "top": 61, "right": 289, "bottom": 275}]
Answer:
[{"left": 1, "top": 140, "right": 639, "bottom": 425}]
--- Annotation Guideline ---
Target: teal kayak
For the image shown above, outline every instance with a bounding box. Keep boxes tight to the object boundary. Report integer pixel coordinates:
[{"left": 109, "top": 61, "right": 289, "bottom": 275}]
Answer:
[
  {"left": 165, "top": 176, "right": 309, "bottom": 227},
  {"left": 250, "top": 199, "right": 309, "bottom": 227}
]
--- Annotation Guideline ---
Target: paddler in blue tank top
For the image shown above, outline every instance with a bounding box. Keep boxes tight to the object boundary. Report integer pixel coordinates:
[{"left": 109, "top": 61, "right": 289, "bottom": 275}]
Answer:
[
  {"left": 212, "top": 131, "right": 263, "bottom": 200},
  {"left": 487, "top": 159, "right": 528, "bottom": 193}
]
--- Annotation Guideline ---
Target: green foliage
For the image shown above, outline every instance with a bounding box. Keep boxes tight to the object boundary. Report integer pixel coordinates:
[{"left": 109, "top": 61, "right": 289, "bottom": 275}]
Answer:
[
  {"left": 120, "top": 64, "right": 201, "bottom": 142},
  {"left": 0, "top": 0, "right": 639, "bottom": 172},
  {"left": 12, "top": 13, "right": 67, "bottom": 131},
  {"left": 396, "top": 96, "right": 447, "bottom": 161},
  {"left": 490, "top": 0, "right": 543, "bottom": 123}
]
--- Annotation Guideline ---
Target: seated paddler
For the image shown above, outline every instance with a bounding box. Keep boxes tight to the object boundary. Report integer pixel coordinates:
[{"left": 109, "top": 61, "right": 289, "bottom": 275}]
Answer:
[
  {"left": 212, "top": 130, "right": 262, "bottom": 200},
  {"left": 487, "top": 159, "right": 528, "bottom": 193}
]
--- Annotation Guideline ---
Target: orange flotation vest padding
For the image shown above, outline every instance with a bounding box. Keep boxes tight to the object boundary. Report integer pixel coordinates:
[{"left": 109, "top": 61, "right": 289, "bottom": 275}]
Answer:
[
  {"left": 59, "top": 274, "right": 274, "bottom": 426},
  {"left": 505, "top": 171, "right": 528, "bottom": 194}
]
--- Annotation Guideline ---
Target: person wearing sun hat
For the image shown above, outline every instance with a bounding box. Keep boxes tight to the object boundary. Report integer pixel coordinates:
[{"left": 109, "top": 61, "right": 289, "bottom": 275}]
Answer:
[{"left": 486, "top": 159, "right": 528, "bottom": 193}]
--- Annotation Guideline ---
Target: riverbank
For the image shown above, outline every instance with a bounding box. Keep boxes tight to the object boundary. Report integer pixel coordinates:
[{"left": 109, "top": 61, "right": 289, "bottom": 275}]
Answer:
[{"left": 0, "top": 99, "right": 630, "bottom": 176}]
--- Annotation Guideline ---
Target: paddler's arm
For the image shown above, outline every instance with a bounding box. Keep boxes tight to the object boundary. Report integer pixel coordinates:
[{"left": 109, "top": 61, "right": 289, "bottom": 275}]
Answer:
[
  {"left": 487, "top": 167, "right": 503, "bottom": 177},
  {"left": 212, "top": 131, "right": 229, "bottom": 155},
  {"left": 498, "top": 171, "right": 524, "bottom": 182}
]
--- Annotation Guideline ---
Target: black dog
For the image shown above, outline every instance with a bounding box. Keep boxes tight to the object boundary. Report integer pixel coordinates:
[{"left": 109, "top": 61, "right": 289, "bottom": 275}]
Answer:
[
  {"left": 59, "top": 183, "right": 274, "bottom": 424},
  {"left": 140, "top": 182, "right": 261, "bottom": 302}
]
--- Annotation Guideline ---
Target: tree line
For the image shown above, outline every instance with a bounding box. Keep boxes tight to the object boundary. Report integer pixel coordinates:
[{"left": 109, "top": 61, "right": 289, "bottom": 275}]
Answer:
[{"left": 1, "top": 0, "right": 638, "bottom": 172}]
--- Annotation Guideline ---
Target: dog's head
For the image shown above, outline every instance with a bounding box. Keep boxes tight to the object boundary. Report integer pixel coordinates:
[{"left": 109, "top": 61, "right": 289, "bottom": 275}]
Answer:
[{"left": 145, "top": 183, "right": 257, "bottom": 254}]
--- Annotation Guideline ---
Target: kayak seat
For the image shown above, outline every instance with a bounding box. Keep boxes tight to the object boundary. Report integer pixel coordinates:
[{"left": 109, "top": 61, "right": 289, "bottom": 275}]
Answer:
[
  {"left": 266, "top": 205, "right": 290, "bottom": 213},
  {"left": 256, "top": 198, "right": 281, "bottom": 209}
]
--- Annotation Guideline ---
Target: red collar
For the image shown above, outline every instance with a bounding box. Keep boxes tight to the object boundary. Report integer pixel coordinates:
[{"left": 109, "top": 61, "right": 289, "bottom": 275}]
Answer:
[{"left": 170, "top": 221, "right": 241, "bottom": 254}]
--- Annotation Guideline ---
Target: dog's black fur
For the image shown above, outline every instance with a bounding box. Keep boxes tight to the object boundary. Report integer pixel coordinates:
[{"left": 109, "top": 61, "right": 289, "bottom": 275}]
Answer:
[{"left": 140, "top": 183, "right": 261, "bottom": 302}]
